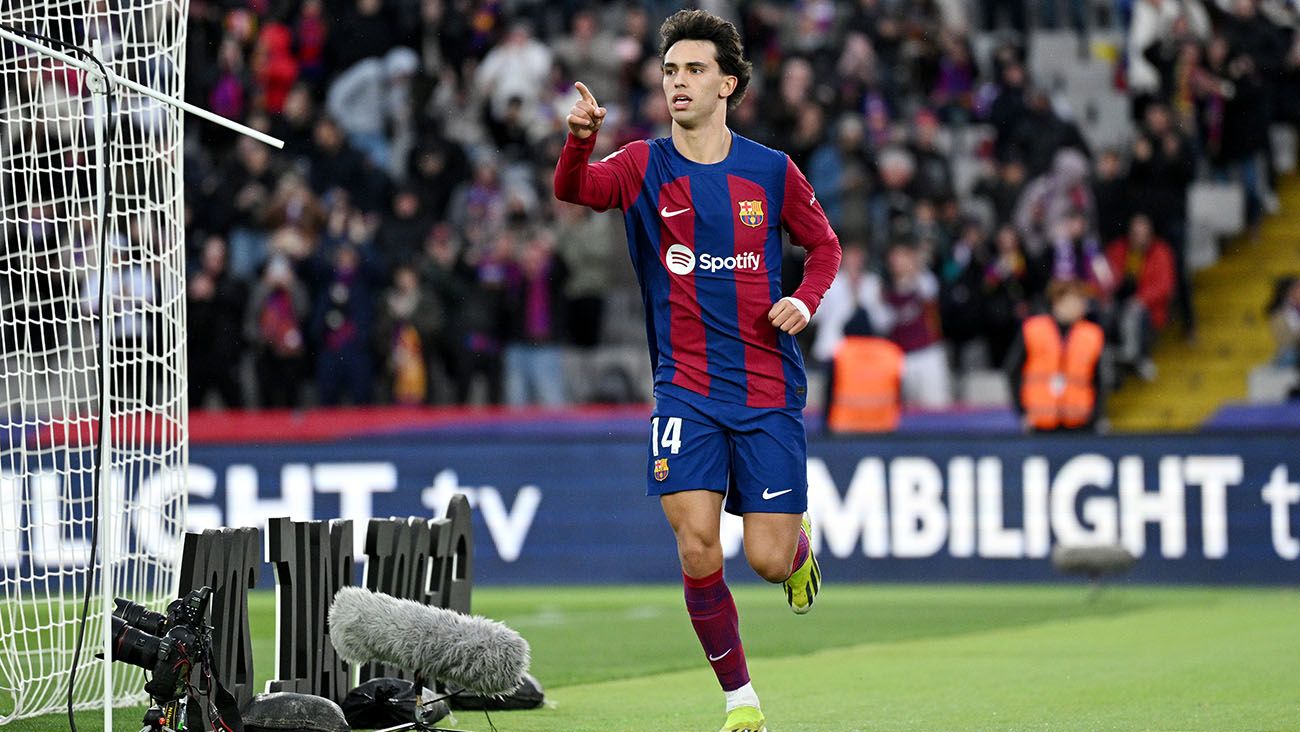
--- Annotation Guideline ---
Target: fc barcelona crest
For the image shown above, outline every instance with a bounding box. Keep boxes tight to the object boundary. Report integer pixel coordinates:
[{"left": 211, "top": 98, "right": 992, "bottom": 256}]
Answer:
[
  {"left": 737, "top": 200, "right": 764, "bottom": 228},
  {"left": 654, "top": 458, "right": 669, "bottom": 482}
]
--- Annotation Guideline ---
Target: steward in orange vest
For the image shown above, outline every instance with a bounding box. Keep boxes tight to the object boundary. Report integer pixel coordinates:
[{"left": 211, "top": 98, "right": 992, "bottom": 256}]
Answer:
[
  {"left": 827, "top": 336, "right": 905, "bottom": 433},
  {"left": 1005, "top": 281, "right": 1106, "bottom": 432}
]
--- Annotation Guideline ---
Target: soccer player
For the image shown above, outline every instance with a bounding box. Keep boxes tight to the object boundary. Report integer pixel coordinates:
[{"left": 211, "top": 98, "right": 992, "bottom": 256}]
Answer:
[{"left": 554, "top": 9, "right": 840, "bottom": 732}]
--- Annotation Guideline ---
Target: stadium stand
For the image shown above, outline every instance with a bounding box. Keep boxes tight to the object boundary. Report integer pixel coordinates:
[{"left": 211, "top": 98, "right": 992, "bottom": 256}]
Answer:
[{"left": 42, "top": 0, "right": 1299, "bottom": 424}]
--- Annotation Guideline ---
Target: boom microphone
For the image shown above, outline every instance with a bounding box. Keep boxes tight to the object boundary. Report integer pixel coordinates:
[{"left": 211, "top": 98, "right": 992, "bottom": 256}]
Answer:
[{"left": 328, "top": 587, "right": 530, "bottom": 697}]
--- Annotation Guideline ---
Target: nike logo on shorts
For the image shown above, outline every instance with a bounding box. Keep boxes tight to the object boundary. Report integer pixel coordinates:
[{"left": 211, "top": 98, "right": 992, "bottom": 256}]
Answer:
[
  {"left": 762, "top": 488, "right": 793, "bottom": 500},
  {"left": 660, "top": 206, "right": 691, "bottom": 218},
  {"left": 707, "top": 648, "right": 732, "bottom": 662}
]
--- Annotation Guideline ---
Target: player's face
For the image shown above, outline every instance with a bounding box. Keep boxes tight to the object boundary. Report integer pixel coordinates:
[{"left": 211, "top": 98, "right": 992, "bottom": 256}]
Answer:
[{"left": 662, "top": 40, "right": 736, "bottom": 129}]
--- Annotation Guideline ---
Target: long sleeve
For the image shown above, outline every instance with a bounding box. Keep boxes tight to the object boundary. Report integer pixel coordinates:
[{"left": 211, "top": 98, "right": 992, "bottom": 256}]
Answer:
[
  {"left": 780, "top": 155, "right": 841, "bottom": 315},
  {"left": 1138, "top": 242, "right": 1176, "bottom": 312},
  {"left": 553, "top": 132, "right": 648, "bottom": 212}
]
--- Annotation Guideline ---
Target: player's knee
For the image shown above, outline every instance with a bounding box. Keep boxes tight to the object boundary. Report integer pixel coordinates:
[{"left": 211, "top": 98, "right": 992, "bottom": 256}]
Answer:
[
  {"left": 677, "top": 535, "right": 722, "bottom": 576},
  {"left": 747, "top": 552, "right": 791, "bottom": 583}
]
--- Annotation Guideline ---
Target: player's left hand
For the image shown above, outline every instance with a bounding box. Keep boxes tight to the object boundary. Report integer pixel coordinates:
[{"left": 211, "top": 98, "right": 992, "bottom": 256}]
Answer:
[{"left": 768, "top": 297, "right": 809, "bottom": 335}]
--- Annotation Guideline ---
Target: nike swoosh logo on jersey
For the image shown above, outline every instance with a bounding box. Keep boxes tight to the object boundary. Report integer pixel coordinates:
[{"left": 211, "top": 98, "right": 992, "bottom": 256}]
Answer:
[
  {"left": 601, "top": 148, "right": 624, "bottom": 163},
  {"left": 661, "top": 206, "right": 691, "bottom": 218},
  {"left": 762, "top": 488, "right": 793, "bottom": 500},
  {"left": 707, "top": 648, "right": 732, "bottom": 662}
]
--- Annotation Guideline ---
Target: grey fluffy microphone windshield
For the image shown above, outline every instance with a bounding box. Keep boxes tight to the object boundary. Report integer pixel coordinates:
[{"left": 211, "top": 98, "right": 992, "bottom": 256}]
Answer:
[{"left": 328, "top": 586, "right": 530, "bottom": 696}]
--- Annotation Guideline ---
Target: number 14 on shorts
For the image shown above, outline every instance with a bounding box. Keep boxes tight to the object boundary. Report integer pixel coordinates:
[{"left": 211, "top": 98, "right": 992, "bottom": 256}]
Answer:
[{"left": 651, "top": 417, "right": 683, "bottom": 456}]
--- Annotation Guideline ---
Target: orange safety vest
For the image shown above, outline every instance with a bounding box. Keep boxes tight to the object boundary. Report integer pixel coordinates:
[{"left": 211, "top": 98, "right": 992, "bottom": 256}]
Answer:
[
  {"left": 827, "top": 336, "right": 904, "bottom": 433},
  {"left": 1021, "top": 315, "right": 1104, "bottom": 430}
]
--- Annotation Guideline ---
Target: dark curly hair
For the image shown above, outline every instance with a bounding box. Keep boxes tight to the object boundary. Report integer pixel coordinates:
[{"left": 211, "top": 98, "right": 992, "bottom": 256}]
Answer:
[{"left": 658, "top": 9, "right": 752, "bottom": 111}]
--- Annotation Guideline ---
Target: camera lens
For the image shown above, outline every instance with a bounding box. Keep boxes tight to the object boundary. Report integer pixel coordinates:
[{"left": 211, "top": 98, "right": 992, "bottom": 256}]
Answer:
[
  {"left": 113, "top": 598, "right": 169, "bottom": 636},
  {"left": 110, "top": 616, "right": 166, "bottom": 669}
]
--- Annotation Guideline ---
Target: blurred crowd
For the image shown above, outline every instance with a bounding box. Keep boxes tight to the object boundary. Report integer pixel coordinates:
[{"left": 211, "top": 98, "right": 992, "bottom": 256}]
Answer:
[{"left": 176, "top": 0, "right": 1300, "bottom": 411}]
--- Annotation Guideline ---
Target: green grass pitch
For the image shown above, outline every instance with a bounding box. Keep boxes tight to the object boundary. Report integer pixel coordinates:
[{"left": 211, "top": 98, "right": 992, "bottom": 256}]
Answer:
[{"left": 4, "top": 584, "right": 1298, "bottom": 731}]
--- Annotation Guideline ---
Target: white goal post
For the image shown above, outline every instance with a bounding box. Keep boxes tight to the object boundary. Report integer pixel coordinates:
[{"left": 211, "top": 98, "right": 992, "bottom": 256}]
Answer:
[{"left": 0, "top": 2, "right": 279, "bottom": 726}]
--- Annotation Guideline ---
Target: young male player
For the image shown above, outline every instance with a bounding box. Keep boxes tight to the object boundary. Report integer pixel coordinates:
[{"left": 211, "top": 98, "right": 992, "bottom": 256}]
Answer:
[{"left": 554, "top": 9, "right": 841, "bottom": 732}]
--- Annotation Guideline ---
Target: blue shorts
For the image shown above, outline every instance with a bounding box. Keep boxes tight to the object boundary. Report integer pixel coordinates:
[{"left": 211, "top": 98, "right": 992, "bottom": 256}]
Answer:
[{"left": 645, "top": 384, "right": 808, "bottom": 516}]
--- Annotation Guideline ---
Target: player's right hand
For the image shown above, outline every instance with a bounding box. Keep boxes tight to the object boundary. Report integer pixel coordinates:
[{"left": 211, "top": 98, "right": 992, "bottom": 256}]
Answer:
[{"left": 567, "top": 82, "right": 606, "bottom": 139}]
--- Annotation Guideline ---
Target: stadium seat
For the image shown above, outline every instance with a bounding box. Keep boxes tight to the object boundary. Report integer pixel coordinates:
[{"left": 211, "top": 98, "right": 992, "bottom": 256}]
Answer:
[
  {"left": 1188, "top": 182, "right": 1245, "bottom": 236},
  {"left": 1247, "top": 364, "right": 1299, "bottom": 404},
  {"left": 959, "top": 369, "right": 1013, "bottom": 408},
  {"left": 1270, "top": 124, "right": 1296, "bottom": 174},
  {"left": 1029, "top": 32, "right": 1080, "bottom": 79},
  {"left": 1185, "top": 221, "right": 1220, "bottom": 273},
  {"left": 952, "top": 155, "right": 985, "bottom": 199}
]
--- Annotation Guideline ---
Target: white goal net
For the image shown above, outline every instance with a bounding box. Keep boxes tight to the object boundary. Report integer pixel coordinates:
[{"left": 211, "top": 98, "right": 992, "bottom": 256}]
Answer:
[{"left": 0, "top": 0, "right": 189, "bottom": 723}]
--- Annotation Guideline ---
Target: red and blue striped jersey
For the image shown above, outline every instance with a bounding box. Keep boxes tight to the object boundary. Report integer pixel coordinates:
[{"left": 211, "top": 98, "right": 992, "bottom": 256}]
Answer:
[{"left": 555, "top": 131, "right": 841, "bottom": 409}]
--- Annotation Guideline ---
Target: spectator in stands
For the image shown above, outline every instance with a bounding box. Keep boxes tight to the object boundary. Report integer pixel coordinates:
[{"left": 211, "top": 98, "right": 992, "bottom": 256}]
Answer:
[
  {"left": 1093, "top": 149, "right": 1130, "bottom": 245},
  {"left": 1049, "top": 209, "right": 1112, "bottom": 293},
  {"left": 329, "top": 0, "right": 398, "bottom": 72},
  {"left": 1015, "top": 148, "right": 1096, "bottom": 256},
  {"left": 262, "top": 172, "right": 327, "bottom": 249},
  {"left": 252, "top": 22, "right": 299, "bottom": 117},
  {"left": 1128, "top": 0, "right": 1210, "bottom": 119},
  {"left": 554, "top": 201, "right": 615, "bottom": 349},
  {"left": 245, "top": 255, "right": 309, "bottom": 408},
  {"left": 930, "top": 31, "right": 977, "bottom": 124},
  {"left": 1008, "top": 88, "right": 1091, "bottom": 179},
  {"left": 811, "top": 243, "right": 890, "bottom": 366},
  {"left": 475, "top": 22, "right": 553, "bottom": 128},
  {"left": 1006, "top": 280, "right": 1106, "bottom": 432},
  {"left": 211, "top": 138, "right": 278, "bottom": 279},
  {"left": 909, "top": 110, "right": 955, "bottom": 202},
  {"left": 983, "top": 224, "right": 1041, "bottom": 366},
  {"left": 940, "top": 219, "right": 990, "bottom": 370},
  {"left": 1105, "top": 213, "right": 1175, "bottom": 380},
  {"left": 450, "top": 157, "right": 508, "bottom": 237},
  {"left": 293, "top": 0, "right": 329, "bottom": 86},
  {"left": 269, "top": 84, "right": 318, "bottom": 163},
  {"left": 1127, "top": 101, "right": 1196, "bottom": 335},
  {"left": 973, "top": 157, "right": 1029, "bottom": 227},
  {"left": 407, "top": 139, "right": 470, "bottom": 225},
  {"left": 461, "top": 230, "right": 519, "bottom": 405},
  {"left": 883, "top": 242, "right": 952, "bottom": 408},
  {"left": 326, "top": 47, "right": 420, "bottom": 175},
  {"left": 989, "top": 61, "right": 1028, "bottom": 163},
  {"left": 375, "top": 187, "right": 433, "bottom": 267},
  {"left": 306, "top": 117, "right": 381, "bottom": 212},
  {"left": 504, "top": 231, "right": 569, "bottom": 407},
  {"left": 1199, "top": 33, "right": 1269, "bottom": 233},
  {"left": 207, "top": 38, "right": 249, "bottom": 150},
  {"left": 377, "top": 264, "right": 442, "bottom": 405},
  {"left": 1266, "top": 276, "right": 1300, "bottom": 368},
  {"left": 306, "top": 226, "right": 383, "bottom": 406},
  {"left": 808, "top": 116, "right": 874, "bottom": 243},
  {"left": 870, "top": 148, "right": 919, "bottom": 254},
  {"left": 417, "top": 224, "right": 474, "bottom": 404},
  {"left": 551, "top": 10, "right": 621, "bottom": 104},
  {"left": 188, "top": 237, "right": 247, "bottom": 409}
]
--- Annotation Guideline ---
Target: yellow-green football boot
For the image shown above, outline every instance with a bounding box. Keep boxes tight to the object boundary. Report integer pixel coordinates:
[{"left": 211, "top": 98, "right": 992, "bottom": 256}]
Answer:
[
  {"left": 720, "top": 705, "right": 766, "bottom": 732},
  {"left": 783, "top": 513, "right": 820, "bottom": 614}
]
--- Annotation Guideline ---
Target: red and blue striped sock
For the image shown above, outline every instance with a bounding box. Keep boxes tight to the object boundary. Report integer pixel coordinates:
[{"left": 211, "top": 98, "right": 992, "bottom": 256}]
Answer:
[
  {"left": 683, "top": 568, "right": 749, "bottom": 691},
  {"left": 789, "top": 526, "right": 810, "bottom": 577}
]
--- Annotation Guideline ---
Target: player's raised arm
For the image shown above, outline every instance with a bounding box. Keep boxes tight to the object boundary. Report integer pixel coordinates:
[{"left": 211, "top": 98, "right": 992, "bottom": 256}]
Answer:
[
  {"left": 770, "top": 156, "right": 842, "bottom": 335},
  {"left": 554, "top": 83, "right": 648, "bottom": 213}
]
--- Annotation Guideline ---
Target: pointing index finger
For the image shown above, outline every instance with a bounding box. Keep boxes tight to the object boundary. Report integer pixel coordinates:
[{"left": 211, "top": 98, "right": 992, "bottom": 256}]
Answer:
[{"left": 574, "top": 81, "right": 597, "bottom": 105}]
